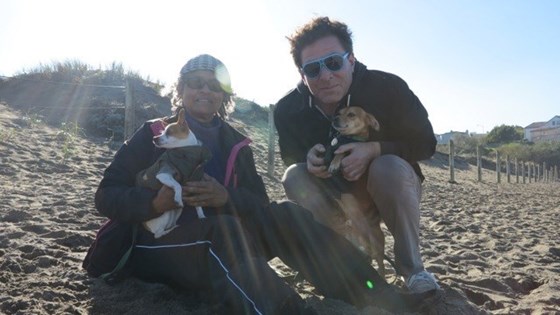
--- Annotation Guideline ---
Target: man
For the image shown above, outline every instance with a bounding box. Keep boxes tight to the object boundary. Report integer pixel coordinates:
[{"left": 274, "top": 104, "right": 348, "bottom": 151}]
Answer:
[{"left": 274, "top": 16, "right": 440, "bottom": 294}]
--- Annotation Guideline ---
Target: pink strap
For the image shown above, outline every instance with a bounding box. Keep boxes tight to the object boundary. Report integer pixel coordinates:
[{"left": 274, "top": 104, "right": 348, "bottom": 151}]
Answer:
[
  {"left": 224, "top": 138, "right": 252, "bottom": 187},
  {"left": 150, "top": 120, "right": 166, "bottom": 136}
]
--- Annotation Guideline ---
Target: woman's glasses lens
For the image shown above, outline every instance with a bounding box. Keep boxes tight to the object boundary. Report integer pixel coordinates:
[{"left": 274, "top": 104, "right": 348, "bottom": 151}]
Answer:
[{"left": 185, "top": 77, "right": 223, "bottom": 92}]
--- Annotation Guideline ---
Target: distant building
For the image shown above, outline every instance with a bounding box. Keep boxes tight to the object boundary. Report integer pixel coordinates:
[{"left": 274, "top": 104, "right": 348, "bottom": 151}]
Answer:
[
  {"left": 524, "top": 115, "right": 560, "bottom": 142},
  {"left": 435, "top": 130, "right": 470, "bottom": 145}
]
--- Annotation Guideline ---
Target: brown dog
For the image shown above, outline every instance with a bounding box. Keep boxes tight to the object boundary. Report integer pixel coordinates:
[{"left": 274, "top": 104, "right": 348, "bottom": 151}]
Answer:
[
  {"left": 327, "top": 106, "right": 380, "bottom": 174},
  {"left": 326, "top": 106, "right": 387, "bottom": 277}
]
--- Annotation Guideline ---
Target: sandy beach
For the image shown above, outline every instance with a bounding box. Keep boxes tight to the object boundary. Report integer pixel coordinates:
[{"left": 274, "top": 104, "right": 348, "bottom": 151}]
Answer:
[{"left": 1, "top": 101, "right": 559, "bottom": 314}]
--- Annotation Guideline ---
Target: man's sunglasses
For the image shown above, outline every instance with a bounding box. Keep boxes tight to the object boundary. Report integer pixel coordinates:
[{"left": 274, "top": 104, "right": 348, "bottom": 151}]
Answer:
[
  {"left": 184, "top": 77, "right": 223, "bottom": 92},
  {"left": 301, "top": 52, "right": 350, "bottom": 78}
]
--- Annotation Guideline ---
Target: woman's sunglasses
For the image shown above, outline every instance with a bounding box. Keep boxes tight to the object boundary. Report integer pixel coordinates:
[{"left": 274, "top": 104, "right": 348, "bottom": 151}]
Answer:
[
  {"left": 184, "top": 77, "right": 223, "bottom": 92},
  {"left": 301, "top": 52, "right": 350, "bottom": 79}
]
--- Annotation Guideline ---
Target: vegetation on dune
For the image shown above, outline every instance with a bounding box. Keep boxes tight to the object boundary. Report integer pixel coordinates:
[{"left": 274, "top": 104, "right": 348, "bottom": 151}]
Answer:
[{"left": 1, "top": 60, "right": 171, "bottom": 141}]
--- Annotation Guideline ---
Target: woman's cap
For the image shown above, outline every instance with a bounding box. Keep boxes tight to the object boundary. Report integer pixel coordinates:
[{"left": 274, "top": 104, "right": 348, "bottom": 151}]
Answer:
[{"left": 180, "top": 54, "right": 232, "bottom": 93}]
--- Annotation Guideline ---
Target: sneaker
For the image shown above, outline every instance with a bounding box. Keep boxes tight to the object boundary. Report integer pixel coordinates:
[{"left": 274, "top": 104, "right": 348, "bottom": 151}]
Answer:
[{"left": 406, "top": 270, "right": 441, "bottom": 293}]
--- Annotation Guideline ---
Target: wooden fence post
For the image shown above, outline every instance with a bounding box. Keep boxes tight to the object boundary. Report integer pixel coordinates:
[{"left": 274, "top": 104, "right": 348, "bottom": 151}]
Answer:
[
  {"left": 555, "top": 165, "right": 558, "bottom": 181},
  {"left": 522, "top": 161, "right": 526, "bottom": 183},
  {"left": 496, "top": 150, "right": 501, "bottom": 183},
  {"left": 449, "top": 139, "right": 456, "bottom": 183},
  {"left": 534, "top": 163, "right": 538, "bottom": 182},
  {"left": 124, "top": 79, "right": 135, "bottom": 140},
  {"left": 515, "top": 158, "right": 519, "bottom": 183},
  {"left": 476, "top": 145, "right": 482, "bottom": 182},
  {"left": 506, "top": 155, "right": 511, "bottom": 183},
  {"left": 543, "top": 162, "right": 547, "bottom": 182},
  {"left": 267, "top": 104, "right": 275, "bottom": 178},
  {"left": 528, "top": 163, "right": 532, "bottom": 183}
]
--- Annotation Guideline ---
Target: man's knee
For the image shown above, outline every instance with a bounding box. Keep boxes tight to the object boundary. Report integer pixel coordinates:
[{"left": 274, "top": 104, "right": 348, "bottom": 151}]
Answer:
[
  {"left": 282, "top": 163, "right": 310, "bottom": 198},
  {"left": 368, "top": 155, "right": 419, "bottom": 191},
  {"left": 282, "top": 163, "right": 307, "bottom": 187}
]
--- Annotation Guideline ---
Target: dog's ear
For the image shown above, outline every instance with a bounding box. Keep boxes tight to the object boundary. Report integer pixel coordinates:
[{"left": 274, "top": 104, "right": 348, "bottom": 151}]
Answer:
[
  {"left": 177, "top": 108, "right": 185, "bottom": 124},
  {"left": 367, "top": 113, "right": 380, "bottom": 131}
]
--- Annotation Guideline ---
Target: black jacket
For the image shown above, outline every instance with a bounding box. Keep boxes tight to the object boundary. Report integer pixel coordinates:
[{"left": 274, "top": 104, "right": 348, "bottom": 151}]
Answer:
[
  {"left": 95, "top": 114, "right": 269, "bottom": 223},
  {"left": 274, "top": 61, "right": 436, "bottom": 181}
]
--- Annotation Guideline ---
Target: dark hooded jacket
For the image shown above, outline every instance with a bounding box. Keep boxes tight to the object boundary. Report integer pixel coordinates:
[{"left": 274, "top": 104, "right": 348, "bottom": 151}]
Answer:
[{"left": 274, "top": 61, "right": 436, "bottom": 181}]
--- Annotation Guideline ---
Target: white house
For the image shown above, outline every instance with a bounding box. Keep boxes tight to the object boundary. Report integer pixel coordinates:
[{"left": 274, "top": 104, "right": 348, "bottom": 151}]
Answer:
[{"left": 524, "top": 116, "right": 560, "bottom": 142}]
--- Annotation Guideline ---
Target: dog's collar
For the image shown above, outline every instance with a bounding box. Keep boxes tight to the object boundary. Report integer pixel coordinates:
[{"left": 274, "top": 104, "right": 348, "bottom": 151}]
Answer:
[
  {"left": 330, "top": 134, "right": 368, "bottom": 147},
  {"left": 347, "top": 135, "right": 368, "bottom": 142}
]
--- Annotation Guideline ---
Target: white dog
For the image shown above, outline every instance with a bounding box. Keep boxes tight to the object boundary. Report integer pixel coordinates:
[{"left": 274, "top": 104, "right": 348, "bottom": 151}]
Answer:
[{"left": 136, "top": 109, "right": 211, "bottom": 238}]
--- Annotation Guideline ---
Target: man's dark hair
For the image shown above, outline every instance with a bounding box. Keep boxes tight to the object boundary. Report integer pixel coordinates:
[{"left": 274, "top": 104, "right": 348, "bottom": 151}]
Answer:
[{"left": 288, "top": 16, "right": 353, "bottom": 68}]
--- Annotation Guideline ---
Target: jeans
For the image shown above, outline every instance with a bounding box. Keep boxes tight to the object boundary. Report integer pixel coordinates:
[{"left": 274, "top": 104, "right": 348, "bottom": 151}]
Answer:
[{"left": 282, "top": 155, "right": 425, "bottom": 278}]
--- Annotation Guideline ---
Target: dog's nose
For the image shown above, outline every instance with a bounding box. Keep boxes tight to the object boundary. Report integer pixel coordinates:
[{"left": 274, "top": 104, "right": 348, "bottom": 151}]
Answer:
[{"left": 332, "top": 117, "right": 341, "bottom": 127}]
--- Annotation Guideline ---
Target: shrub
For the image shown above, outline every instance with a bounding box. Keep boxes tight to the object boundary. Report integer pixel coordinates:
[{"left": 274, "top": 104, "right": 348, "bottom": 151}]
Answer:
[{"left": 486, "top": 124, "right": 524, "bottom": 145}]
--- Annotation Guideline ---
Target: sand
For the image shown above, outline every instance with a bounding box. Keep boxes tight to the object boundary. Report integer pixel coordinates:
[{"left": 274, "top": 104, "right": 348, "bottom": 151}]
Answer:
[{"left": 1, "top": 102, "right": 559, "bottom": 314}]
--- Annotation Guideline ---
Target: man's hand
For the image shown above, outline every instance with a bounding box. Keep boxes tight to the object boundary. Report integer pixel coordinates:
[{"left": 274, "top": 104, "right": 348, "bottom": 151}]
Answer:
[
  {"left": 183, "top": 174, "right": 229, "bottom": 208},
  {"left": 336, "top": 141, "right": 381, "bottom": 181},
  {"left": 307, "top": 144, "right": 331, "bottom": 178}
]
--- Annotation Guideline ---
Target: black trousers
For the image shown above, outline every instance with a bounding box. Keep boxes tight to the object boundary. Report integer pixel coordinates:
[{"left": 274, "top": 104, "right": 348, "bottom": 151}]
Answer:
[
  {"left": 247, "top": 201, "right": 387, "bottom": 305},
  {"left": 129, "top": 201, "right": 387, "bottom": 314}
]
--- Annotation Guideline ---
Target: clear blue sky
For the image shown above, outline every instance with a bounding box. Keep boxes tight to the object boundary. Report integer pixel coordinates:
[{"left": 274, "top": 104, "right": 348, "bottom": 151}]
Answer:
[{"left": 1, "top": 0, "right": 558, "bottom": 134}]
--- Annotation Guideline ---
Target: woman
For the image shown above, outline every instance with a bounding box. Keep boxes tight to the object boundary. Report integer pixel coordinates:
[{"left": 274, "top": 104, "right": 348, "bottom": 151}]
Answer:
[{"left": 85, "top": 54, "right": 428, "bottom": 314}]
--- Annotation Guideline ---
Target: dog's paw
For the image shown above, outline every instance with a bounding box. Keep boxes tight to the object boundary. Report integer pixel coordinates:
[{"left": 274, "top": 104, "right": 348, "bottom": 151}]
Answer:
[
  {"left": 172, "top": 195, "right": 183, "bottom": 208},
  {"left": 195, "top": 206, "right": 206, "bottom": 219},
  {"left": 328, "top": 163, "right": 340, "bottom": 174},
  {"left": 328, "top": 155, "right": 343, "bottom": 174}
]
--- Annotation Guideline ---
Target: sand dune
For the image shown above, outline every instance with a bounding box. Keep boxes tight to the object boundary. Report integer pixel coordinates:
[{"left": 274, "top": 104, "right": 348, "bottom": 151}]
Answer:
[{"left": 1, "top": 102, "right": 559, "bottom": 314}]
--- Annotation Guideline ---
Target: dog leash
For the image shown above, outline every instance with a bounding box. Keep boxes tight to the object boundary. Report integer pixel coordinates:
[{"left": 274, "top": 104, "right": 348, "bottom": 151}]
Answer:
[
  {"left": 224, "top": 138, "right": 252, "bottom": 187},
  {"left": 100, "top": 224, "right": 138, "bottom": 284}
]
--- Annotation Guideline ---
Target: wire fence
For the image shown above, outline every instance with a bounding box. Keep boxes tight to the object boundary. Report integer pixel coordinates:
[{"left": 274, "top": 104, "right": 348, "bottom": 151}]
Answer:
[
  {"left": 447, "top": 139, "right": 559, "bottom": 184},
  {"left": 263, "top": 112, "right": 559, "bottom": 184}
]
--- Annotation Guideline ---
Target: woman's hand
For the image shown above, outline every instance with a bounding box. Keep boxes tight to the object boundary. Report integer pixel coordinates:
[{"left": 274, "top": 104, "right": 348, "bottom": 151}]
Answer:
[
  {"left": 151, "top": 185, "right": 179, "bottom": 214},
  {"left": 183, "top": 174, "right": 229, "bottom": 208}
]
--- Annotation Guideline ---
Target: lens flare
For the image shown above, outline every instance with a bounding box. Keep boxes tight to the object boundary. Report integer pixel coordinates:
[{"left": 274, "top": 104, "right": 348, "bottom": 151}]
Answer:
[{"left": 215, "top": 64, "right": 232, "bottom": 94}]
